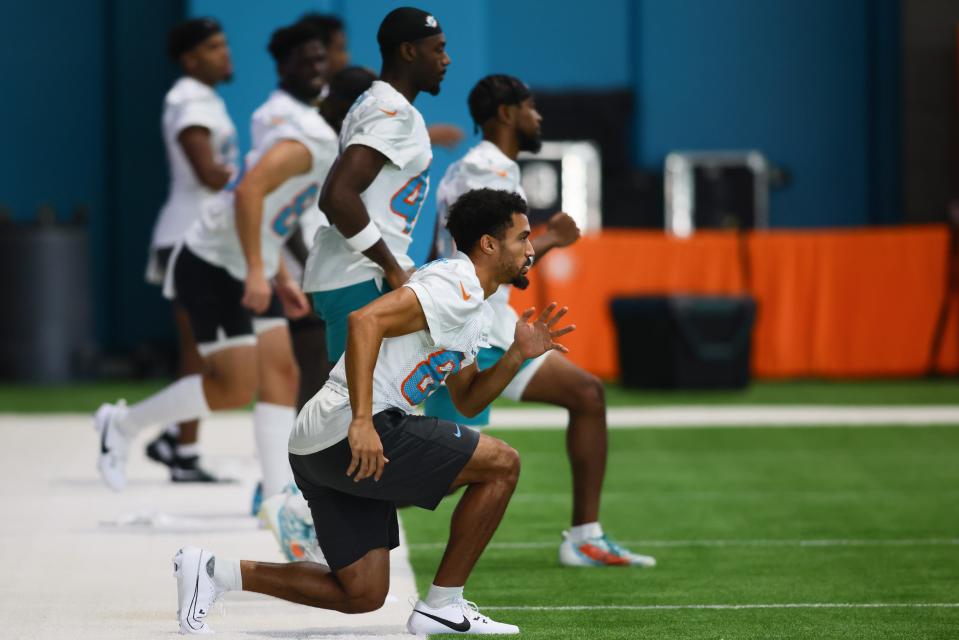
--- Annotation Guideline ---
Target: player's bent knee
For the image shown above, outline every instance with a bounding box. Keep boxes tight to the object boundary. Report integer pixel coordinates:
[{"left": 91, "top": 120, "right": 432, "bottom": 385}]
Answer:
[
  {"left": 223, "top": 371, "right": 257, "bottom": 407},
  {"left": 490, "top": 441, "right": 521, "bottom": 483},
  {"left": 504, "top": 445, "right": 521, "bottom": 483},
  {"left": 205, "top": 370, "right": 257, "bottom": 409},
  {"left": 335, "top": 548, "right": 390, "bottom": 612},
  {"left": 572, "top": 371, "right": 606, "bottom": 414},
  {"left": 343, "top": 587, "right": 388, "bottom": 613},
  {"left": 264, "top": 354, "right": 300, "bottom": 394},
  {"left": 338, "top": 575, "right": 389, "bottom": 613},
  {"left": 229, "top": 382, "right": 257, "bottom": 408}
]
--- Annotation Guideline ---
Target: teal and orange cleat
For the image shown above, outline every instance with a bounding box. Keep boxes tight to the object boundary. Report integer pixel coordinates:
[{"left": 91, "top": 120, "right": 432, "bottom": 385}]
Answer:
[
  {"left": 257, "top": 483, "right": 325, "bottom": 564},
  {"left": 559, "top": 530, "right": 657, "bottom": 567}
]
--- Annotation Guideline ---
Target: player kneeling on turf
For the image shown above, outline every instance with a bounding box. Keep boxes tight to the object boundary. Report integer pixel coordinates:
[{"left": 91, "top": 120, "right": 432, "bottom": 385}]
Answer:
[{"left": 173, "top": 188, "right": 574, "bottom": 635}]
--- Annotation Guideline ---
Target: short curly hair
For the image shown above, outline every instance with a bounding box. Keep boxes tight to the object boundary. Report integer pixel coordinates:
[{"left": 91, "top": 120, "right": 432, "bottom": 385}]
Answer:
[
  {"left": 446, "top": 188, "right": 528, "bottom": 254},
  {"left": 468, "top": 74, "right": 531, "bottom": 131},
  {"left": 295, "top": 13, "right": 344, "bottom": 47},
  {"left": 268, "top": 22, "right": 323, "bottom": 65}
]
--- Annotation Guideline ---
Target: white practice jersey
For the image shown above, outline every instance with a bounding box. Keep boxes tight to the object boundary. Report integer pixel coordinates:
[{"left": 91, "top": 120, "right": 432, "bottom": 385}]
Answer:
[
  {"left": 152, "top": 76, "right": 238, "bottom": 249},
  {"left": 186, "top": 90, "right": 338, "bottom": 281},
  {"left": 436, "top": 140, "right": 527, "bottom": 351},
  {"left": 302, "top": 80, "right": 432, "bottom": 293},
  {"left": 290, "top": 253, "right": 492, "bottom": 454}
]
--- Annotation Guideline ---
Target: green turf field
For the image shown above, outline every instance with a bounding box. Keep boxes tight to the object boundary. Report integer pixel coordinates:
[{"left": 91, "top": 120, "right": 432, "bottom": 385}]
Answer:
[
  {"left": 3, "top": 378, "right": 959, "bottom": 412},
  {"left": 401, "top": 426, "right": 959, "bottom": 639},
  {"left": 4, "top": 380, "right": 958, "bottom": 636}
]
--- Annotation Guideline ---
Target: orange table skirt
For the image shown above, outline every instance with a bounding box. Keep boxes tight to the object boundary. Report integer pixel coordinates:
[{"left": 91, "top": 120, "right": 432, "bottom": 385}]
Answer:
[{"left": 509, "top": 226, "right": 959, "bottom": 379}]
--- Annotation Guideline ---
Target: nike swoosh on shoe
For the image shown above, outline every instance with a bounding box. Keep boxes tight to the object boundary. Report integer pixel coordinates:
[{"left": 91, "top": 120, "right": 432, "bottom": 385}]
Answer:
[
  {"left": 414, "top": 609, "right": 471, "bottom": 632},
  {"left": 100, "top": 422, "right": 110, "bottom": 454}
]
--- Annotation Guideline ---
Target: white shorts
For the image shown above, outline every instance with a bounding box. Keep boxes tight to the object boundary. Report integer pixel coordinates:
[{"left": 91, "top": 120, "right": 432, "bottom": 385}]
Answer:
[{"left": 501, "top": 351, "right": 552, "bottom": 401}]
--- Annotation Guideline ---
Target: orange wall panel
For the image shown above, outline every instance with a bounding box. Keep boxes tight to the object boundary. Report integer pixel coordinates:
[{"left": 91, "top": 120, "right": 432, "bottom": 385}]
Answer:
[
  {"left": 513, "top": 231, "right": 745, "bottom": 378},
  {"left": 510, "top": 225, "right": 959, "bottom": 379}
]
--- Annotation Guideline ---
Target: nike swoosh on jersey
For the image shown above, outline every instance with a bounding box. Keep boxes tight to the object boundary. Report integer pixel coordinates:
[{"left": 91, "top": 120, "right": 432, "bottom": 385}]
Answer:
[
  {"left": 414, "top": 609, "right": 471, "bottom": 632},
  {"left": 494, "top": 169, "right": 508, "bottom": 177},
  {"left": 379, "top": 108, "right": 398, "bottom": 116},
  {"left": 459, "top": 281, "right": 471, "bottom": 301},
  {"left": 453, "top": 423, "right": 462, "bottom": 438},
  {"left": 100, "top": 421, "right": 110, "bottom": 454}
]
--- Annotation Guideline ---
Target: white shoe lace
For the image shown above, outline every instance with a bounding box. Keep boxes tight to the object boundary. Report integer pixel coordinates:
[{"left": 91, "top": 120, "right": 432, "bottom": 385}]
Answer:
[{"left": 458, "top": 598, "right": 489, "bottom": 624}]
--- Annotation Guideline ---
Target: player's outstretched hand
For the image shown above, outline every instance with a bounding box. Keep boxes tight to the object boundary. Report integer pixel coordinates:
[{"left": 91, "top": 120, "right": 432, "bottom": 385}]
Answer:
[
  {"left": 242, "top": 271, "right": 272, "bottom": 314},
  {"left": 546, "top": 212, "right": 581, "bottom": 248},
  {"left": 347, "top": 417, "right": 389, "bottom": 482},
  {"left": 513, "top": 303, "right": 576, "bottom": 359},
  {"left": 275, "top": 276, "right": 311, "bottom": 319}
]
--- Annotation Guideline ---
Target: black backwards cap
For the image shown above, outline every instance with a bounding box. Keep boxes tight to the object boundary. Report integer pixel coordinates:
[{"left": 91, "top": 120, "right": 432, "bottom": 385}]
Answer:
[
  {"left": 468, "top": 74, "right": 532, "bottom": 132},
  {"left": 168, "top": 17, "right": 222, "bottom": 60},
  {"left": 376, "top": 7, "right": 442, "bottom": 52}
]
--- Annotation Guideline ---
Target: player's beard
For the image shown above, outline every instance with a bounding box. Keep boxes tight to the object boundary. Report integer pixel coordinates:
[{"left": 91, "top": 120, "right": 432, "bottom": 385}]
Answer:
[
  {"left": 511, "top": 274, "right": 531, "bottom": 290},
  {"left": 290, "top": 78, "right": 323, "bottom": 104},
  {"left": 424, "top": 69, "right": 445, "bottom": 96},
  {"left": 518, "top": 128, "right": 542, "bottom": 154},
  {"left": 509, "top": 256, "right": 533, "bottom": 289}
]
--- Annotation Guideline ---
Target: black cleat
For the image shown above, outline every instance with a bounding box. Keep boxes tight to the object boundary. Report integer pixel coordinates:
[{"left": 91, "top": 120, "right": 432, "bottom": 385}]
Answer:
[
  {"left": 145, "top": 430, "right": 177, "bottom": 468},
  {"left": 170, "top": 455, "right": 227, "bottom": 483}
]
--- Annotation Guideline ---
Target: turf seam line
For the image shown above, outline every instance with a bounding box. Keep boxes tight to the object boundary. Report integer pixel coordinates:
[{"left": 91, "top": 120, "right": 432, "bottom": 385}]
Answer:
[
  {"left": 408, "top": 538, "right": 959, "bottom": 550},
  {"left": 483, "top": 603, "right": 959, "bottom": 611},
  {"left": 487, "top": 406, "right": 959, "bottom": 428}
]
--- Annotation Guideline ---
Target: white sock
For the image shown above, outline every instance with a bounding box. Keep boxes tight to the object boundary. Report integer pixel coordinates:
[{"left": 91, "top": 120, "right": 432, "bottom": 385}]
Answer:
[
  {"left": 569, "top": 522, "right": 603, "bottom": 543},
  {"left": 175, "top": 443, "right": 200, "bottom": 458},
  {"left": 118, "top": 375, "right": 210, "bottom": 437},
  {"left": 253, "top": 402, "right": 295, "bottom": 499},
  {"left": 211, "top": 556, "right": 242, "bottom": 592},
  {"left": 425, "top": 584, "right": 464, "bottom": 609}
]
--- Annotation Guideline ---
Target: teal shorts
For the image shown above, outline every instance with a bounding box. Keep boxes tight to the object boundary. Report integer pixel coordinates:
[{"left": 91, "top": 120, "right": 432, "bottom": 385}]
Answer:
[
  {"left": 311, "top": 279, "right": 386, "bottom": 363},
  {"left": 424, "top": 347, "right": 539, "bottom": 428}
]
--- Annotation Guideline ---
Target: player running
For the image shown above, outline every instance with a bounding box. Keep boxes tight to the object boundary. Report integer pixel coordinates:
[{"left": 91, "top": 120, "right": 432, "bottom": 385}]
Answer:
[
  {"left": 426, "top": 75, "right": 656, "bottom": 568},
  {"left": 94, "top": 22, "right": 332, "bottom": 505},
  {"left": 144, "top": 18, "right": 238, "bottom": 483}
]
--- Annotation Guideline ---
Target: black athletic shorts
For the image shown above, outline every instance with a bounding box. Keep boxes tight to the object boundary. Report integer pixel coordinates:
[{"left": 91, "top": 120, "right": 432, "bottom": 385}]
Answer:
[
  {"left": 290, "top": 408, "right": 480, "bottom": 572},
  {"left": 172, "top": 245, "right": 283, "bottom": 346}
]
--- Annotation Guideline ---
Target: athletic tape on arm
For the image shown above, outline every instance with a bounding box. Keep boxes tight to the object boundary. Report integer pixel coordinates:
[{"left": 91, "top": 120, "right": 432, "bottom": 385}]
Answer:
[{"left": 345, "top": 220, "right": 383, "bottom": 253}]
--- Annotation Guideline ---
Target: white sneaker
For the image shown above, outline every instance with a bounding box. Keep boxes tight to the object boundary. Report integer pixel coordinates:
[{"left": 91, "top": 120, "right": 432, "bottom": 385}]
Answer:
[
  {"left": 94, "top": 401, "right": 130, "bottom": 492},
  {"left": 257, "top": 484, "right": 326, "bottom": 564},
  {"left": 407, "top": 598, "right": 519, "bottom": 635},
  {"left": 559, "top": 530, "right": 657, "bottom": 567},
  {"left": 173, "top": 547, "right": 225, "bottom": 635}
]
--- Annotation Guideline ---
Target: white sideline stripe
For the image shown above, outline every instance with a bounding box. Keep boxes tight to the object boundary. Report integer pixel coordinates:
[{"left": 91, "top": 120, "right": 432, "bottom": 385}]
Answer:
[
  {"left": 408, "top": 538, "right": 959, "bottom": 551},
  {"left": 484, "top": 602, "right": 959, "bottom": 612},
  {"left": 0, "top": 413, "right": 419, "bottom": 640},
  {"left": 488, "top": 406, "right": 959, "bottom": 428},
  {"left": 5, "top": 406, "right": 959, "bottom": 429}
]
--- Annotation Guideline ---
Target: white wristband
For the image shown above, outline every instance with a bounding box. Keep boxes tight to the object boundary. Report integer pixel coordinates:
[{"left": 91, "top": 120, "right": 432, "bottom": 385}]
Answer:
[{"left": 345, "top": 221, "right": 382, "bottom": 253}]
